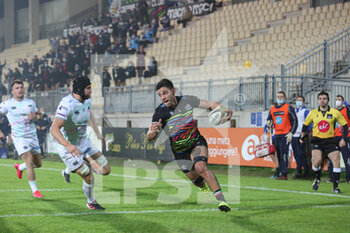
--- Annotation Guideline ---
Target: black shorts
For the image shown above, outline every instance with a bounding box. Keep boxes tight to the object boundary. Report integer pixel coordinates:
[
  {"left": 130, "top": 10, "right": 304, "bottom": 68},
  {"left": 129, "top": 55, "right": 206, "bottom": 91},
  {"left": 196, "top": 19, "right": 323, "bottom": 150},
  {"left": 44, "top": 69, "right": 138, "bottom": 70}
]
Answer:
[
  {"left": 311, "top": 137, "right": 339, "bottom": 155},
  {"left": 172, "top": 136, "right": 208, "bottom": 173}
]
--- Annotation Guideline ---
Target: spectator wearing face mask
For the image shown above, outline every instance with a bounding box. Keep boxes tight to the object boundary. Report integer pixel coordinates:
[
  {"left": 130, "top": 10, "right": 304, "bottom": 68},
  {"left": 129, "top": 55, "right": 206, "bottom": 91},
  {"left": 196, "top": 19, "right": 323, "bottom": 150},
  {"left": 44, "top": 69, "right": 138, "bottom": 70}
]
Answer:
[
  {"left": 126, "top": 61, "right": 136, "bottom": 78},
  {"left": 329, "top": 95, "right": 350, "bottom": 184},
  {"left": 291, "top": 95, "right": 310, "bottom": 179},
  {"left": 40, "top": 60, "right": 52, "bottom": 91},
  {"left": 266, "top": 91, "right": 298, "bottom": 180}
]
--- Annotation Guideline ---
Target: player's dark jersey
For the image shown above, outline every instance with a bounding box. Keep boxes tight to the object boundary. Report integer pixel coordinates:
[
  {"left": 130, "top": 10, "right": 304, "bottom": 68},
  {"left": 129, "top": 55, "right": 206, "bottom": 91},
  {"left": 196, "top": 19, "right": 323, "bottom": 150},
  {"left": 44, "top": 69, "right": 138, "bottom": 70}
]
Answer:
[{"left": 152, "top": 95, "right": 201, "bottom": 152}]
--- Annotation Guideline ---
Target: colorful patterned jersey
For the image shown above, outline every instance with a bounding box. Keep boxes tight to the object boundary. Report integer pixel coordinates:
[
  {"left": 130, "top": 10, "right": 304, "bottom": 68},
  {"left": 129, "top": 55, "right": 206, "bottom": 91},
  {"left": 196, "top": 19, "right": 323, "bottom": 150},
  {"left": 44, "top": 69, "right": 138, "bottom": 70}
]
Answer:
[{"left": 152, "top": 95, "right": 201, "bottom": 152}]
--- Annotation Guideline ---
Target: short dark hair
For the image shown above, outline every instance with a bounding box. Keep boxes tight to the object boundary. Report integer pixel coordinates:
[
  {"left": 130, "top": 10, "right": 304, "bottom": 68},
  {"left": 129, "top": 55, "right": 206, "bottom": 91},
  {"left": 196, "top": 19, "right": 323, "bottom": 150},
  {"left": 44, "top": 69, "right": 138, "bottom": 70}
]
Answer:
[
  {"left": 277, "top": 91, "right": 286, "bottom": 98},
  {"left": 336, "top": 95, "right": 344, "bottom": 101},
  {"left": 297, "top": 95, "right": 305, "bottom": 102},
  {"left": 156, "top": 78, "right": 174, "bottom": 90},
  {"left": 11, "top": 80, "right": 24, "bottom": 88},
  {"left": 318, "top": 91, "right": 329, "bottom": 101}
]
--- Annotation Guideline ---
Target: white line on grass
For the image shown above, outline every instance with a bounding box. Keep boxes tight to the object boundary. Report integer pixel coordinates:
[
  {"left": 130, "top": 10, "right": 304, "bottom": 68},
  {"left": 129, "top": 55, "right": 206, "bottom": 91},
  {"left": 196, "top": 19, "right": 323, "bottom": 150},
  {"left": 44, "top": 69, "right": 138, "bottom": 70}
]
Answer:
[
  {"left": 0, "top": 208, "right": 220, "bottom": 218},
  {"left": 1, "top": 163, "right": 350, "bottom": 199},
  {"left": 1, "top": 204, "right": 350, "bottom": 218},
  {"left": 0, "top": 188, "right": 80, "bottom": 192}
]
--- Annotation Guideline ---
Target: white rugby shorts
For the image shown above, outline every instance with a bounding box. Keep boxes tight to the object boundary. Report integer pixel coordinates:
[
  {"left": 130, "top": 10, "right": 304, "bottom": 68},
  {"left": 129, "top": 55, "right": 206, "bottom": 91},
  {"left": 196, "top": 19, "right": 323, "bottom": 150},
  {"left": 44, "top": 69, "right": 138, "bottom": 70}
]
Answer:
[
  {"left": 57, "top": 138, "right": 99, "bottom": 172},
  {"left": 12, "top": 135, "right": 41, "bottom": 156}
]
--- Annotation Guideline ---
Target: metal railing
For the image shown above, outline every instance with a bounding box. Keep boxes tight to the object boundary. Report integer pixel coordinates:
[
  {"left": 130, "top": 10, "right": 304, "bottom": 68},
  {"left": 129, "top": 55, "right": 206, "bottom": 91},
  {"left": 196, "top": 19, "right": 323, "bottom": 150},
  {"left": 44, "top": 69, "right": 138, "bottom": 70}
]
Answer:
[
  {"left": 104, "top": 76, "right": 350, "bottom": 113},
  {"left": 281, "top": 27, "right": 350, "bottom": 79},
  {"left": 26, "top": 88, "right": 69, "bottom": 114}
]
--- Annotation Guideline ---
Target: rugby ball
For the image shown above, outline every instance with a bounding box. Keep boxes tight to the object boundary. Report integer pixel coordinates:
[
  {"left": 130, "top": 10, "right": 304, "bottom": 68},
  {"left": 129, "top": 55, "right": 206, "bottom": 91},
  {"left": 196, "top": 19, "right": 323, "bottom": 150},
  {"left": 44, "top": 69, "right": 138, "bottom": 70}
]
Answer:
[{"left": 209, "top": 106, "right": 225, "bottom": 126}]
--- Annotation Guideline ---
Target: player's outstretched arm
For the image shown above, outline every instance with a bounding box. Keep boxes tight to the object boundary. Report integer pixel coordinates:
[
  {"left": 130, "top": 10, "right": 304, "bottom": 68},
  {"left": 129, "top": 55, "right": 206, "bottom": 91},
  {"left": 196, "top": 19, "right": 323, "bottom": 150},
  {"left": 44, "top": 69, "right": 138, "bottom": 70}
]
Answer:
[
  {"left": 88, "top": 111, "right": 105, "bottom": 147},
  {"left": 51, "top": 118, "right": 82, "bottom": 157},
  {"left": 199, "top": 99, "right": 233, "bottom": 122}
]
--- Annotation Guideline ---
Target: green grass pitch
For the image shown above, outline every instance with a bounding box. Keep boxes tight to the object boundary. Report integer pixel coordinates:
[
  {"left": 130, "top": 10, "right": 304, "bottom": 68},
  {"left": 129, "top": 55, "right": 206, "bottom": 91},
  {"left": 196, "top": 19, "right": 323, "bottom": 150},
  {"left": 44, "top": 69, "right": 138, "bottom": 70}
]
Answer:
[{"left": 1, "top": 157, "right": 350, "bottom": 233}]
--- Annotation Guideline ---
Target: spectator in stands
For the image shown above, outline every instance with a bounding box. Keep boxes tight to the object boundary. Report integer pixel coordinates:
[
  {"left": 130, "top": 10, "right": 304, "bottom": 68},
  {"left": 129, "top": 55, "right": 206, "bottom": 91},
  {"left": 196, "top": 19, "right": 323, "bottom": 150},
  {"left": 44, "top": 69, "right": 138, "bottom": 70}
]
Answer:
[
  {"left": 82, "top": 46, "right": 91, "bottom": 76},
  {"left": 151, "top": 16, "right": 159, "bottom": 39},
  {"left": 0, "top": 60, "right": 6, "bottom": 82},
  {"left": 31, "top": 55, "right": 40, "bottom": 72},
  {"left": 128, "top": 17, "right": 139, "bottom": 37},
  {"left": 129, "top": 34, "right": 140, "bottom": 52},
  {"left": 35, "top": 72, "right": 43, "bottom": 91},
  {"left": 119, "top": 21, "right": 129, "bottom": 42},
  {"left": 40, "top": 60, "right": 52, "bottom": 91},
  {"left": 89, "top": 31, "right": 98, "bottom": 46},
  {"left": 177, "top": 5, "right": 192, "bottom": 28},
  {"left": 160, "top": 15, "right": 171, "bottom": 32},
  {"left": 49, "top": 36, "right": 60, "bottom": 53},
  {"left": 144, "top": 57, "right": 157, "bottom": 78},
  {"left": 51, "top": 63, "right": 64, "bottom": 90},
  {"left": 141, "top": 26, "right": 154, "bottom": 47},
  {"left": 13, "top": 68, "right": 22, "bottom": 81},
  {"left": 35, "top": 107, "right": 52, "bottom": 159},
  {"left": 112, "top": 63, "right": 126, "bottom": 87},
  {"left": 18, "top": 59, "right": 30, "bottom": 81},
  {"left": 5, "top": 68, "right": 13, "bottom": 83},
  {"left": 126, "top": 61, "right": 136, "bottom": 78},
  {"left": 73, "top": 64, "right": 82, "bottom": 78},
  {"left": 27, "top": 67, "right": 36, "bottom": 93},
  {"left": 0, "top": 81, "right": 7, "bottom": 95},
  {"left": 138, "top": 0, "right": 150, "bottom": 24},
  {"left": 101, "top": 66, "right": 111, "bottom": 96},
  {"left": 136, "top": 45, "right": 146, "bottom": 83},
  {"left": 95, "top": 37, "right": 108, "bottom": 54}
]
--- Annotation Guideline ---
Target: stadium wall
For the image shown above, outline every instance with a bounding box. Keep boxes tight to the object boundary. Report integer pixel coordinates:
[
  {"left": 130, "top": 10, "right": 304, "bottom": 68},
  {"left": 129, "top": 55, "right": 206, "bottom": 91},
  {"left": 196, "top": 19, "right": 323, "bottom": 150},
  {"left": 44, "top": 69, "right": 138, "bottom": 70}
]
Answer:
[{"left": 104, "top": 110, "right": 266, "bottom": 129}]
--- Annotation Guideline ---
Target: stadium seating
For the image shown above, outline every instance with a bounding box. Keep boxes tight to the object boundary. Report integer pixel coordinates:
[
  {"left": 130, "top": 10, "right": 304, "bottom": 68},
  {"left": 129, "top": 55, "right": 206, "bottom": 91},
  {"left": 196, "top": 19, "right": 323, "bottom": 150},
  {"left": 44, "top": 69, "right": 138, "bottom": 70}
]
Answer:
[
  {"left": 0, "top": 39, "right": 51, "bottom": 70},
  {"left": 140, "top": 0, "right": 350, "bottom": 84}
]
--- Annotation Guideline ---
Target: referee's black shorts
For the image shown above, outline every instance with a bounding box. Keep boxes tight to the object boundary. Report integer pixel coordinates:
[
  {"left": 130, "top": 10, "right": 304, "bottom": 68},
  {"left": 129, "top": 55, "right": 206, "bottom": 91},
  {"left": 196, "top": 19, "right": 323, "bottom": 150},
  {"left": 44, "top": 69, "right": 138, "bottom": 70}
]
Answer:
[{"left": 311, "top": 137, "right": 339, "bottom": 155}]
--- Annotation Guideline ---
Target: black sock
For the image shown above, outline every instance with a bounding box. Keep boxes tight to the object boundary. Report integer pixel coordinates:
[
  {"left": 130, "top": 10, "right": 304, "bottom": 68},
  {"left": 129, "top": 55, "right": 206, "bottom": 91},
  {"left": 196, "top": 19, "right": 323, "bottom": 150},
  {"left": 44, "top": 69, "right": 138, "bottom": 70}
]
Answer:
[
  {"left": 314, "top": 170, "right": 321, "bottom": 180},
  {"left": 275, "top": 168, "right": 280, "bottom": 176},
  {"left": 333, "top": 172, "right": 340, "bottom": 189},
  {"left": 214, "top": 189, "right": 226, "bottom": 202}
]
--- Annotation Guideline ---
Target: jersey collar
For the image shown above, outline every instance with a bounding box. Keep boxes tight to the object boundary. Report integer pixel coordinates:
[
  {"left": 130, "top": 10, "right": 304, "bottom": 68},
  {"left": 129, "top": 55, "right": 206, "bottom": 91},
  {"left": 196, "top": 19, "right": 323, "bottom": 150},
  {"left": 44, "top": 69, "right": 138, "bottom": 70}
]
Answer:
[{"left": 318, "top": 105, "right": 330, "bottom": 112}]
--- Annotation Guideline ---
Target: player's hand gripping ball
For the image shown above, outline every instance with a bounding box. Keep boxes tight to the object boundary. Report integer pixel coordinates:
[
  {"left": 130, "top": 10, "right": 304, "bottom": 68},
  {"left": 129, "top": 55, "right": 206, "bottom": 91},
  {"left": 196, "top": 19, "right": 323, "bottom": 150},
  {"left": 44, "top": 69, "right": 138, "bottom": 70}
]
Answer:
[{"left": 209, "top": 106, "right": 227, "bottom": 126}]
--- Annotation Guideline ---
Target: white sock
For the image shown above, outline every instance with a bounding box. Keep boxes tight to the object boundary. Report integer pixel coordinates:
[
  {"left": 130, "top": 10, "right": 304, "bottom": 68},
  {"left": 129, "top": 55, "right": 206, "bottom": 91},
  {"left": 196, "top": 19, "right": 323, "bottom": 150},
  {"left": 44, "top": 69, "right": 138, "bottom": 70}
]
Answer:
[
  {"left": 64, "top": 167, "right": 70, "bottom": 174},
  {"left": 28, "top": 180, "right": 38, "bottom": 193},
  {"left": 83, "top": 181, "right": 95, "bottom": 204},
  {"left": 19, "top": 163, "right": 26, "bottom": 171}
]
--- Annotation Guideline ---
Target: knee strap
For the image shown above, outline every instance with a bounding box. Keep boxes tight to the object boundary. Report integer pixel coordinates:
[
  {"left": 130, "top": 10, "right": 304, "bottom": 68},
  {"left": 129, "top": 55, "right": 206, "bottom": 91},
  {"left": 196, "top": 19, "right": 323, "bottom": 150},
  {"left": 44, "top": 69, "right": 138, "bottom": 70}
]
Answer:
[
  {"left": 192, "top": 176, "right": 204, "bottom": 185},
  {"left": 193, "top": 156, "right": 208, "bottom": 167},
  {"left": 77, "top": 163, "right": 90, "bottom": 177},
  {"left": 95, "top": 155, "right": 108, "bottom": 168}
]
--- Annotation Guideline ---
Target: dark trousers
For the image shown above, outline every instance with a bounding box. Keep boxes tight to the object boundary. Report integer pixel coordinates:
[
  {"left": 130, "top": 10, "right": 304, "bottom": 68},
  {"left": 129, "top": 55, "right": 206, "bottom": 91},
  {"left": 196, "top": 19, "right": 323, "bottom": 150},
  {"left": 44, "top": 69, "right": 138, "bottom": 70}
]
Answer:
[
  {"left": 291, "top": 137, "right": 309, "bottom": 173},
  {"left": 329, "top": 136, "right": 350, "bottom": 181},
  {"left": 38, "top": 136, "right": 45, "bottom": 158},
  {"left": 274, "top": 135, "right": 290, "bottom": 175}
]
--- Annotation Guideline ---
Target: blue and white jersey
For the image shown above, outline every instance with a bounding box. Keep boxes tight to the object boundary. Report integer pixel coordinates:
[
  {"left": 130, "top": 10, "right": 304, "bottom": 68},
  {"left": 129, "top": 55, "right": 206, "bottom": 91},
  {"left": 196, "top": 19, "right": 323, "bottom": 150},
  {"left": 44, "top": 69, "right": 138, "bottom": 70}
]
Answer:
[
  {"left": 0, "top": 98, "right": 38, "bottom": 138},
  {"left": 294, "top": 106, "right": 310, "bottom": 137},
  {"left": 55, "top": 95, "right": 91, "bottom": 145}
]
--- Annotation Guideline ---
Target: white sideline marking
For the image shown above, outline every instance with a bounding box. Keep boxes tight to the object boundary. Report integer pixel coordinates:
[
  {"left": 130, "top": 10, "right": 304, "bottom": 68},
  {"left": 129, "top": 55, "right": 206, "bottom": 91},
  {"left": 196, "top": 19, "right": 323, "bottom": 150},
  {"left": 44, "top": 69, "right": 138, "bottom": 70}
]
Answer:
[
  {"left": 0, "top": 208, "right": 219, "bottom": 218},
  {"left": 1, "top": 204, "right": 350, "bottom": 218},
  {"left": 2, "top": 163, "right": 350, "bottom": 199},
  {"left": 0, "top": 188, "right": 80, "bottom": 192}
]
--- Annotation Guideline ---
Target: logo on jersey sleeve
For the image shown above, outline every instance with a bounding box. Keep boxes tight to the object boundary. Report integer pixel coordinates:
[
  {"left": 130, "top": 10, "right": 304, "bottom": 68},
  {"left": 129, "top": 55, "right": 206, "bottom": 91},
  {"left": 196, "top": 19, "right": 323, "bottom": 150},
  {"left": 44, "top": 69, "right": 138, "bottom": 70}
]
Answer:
[
  {"left": 318, "top": 120, "right": 330, "bottom": 133},
  {"left": 275, "top": 116, "right": 283, "bottom": 125}
]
